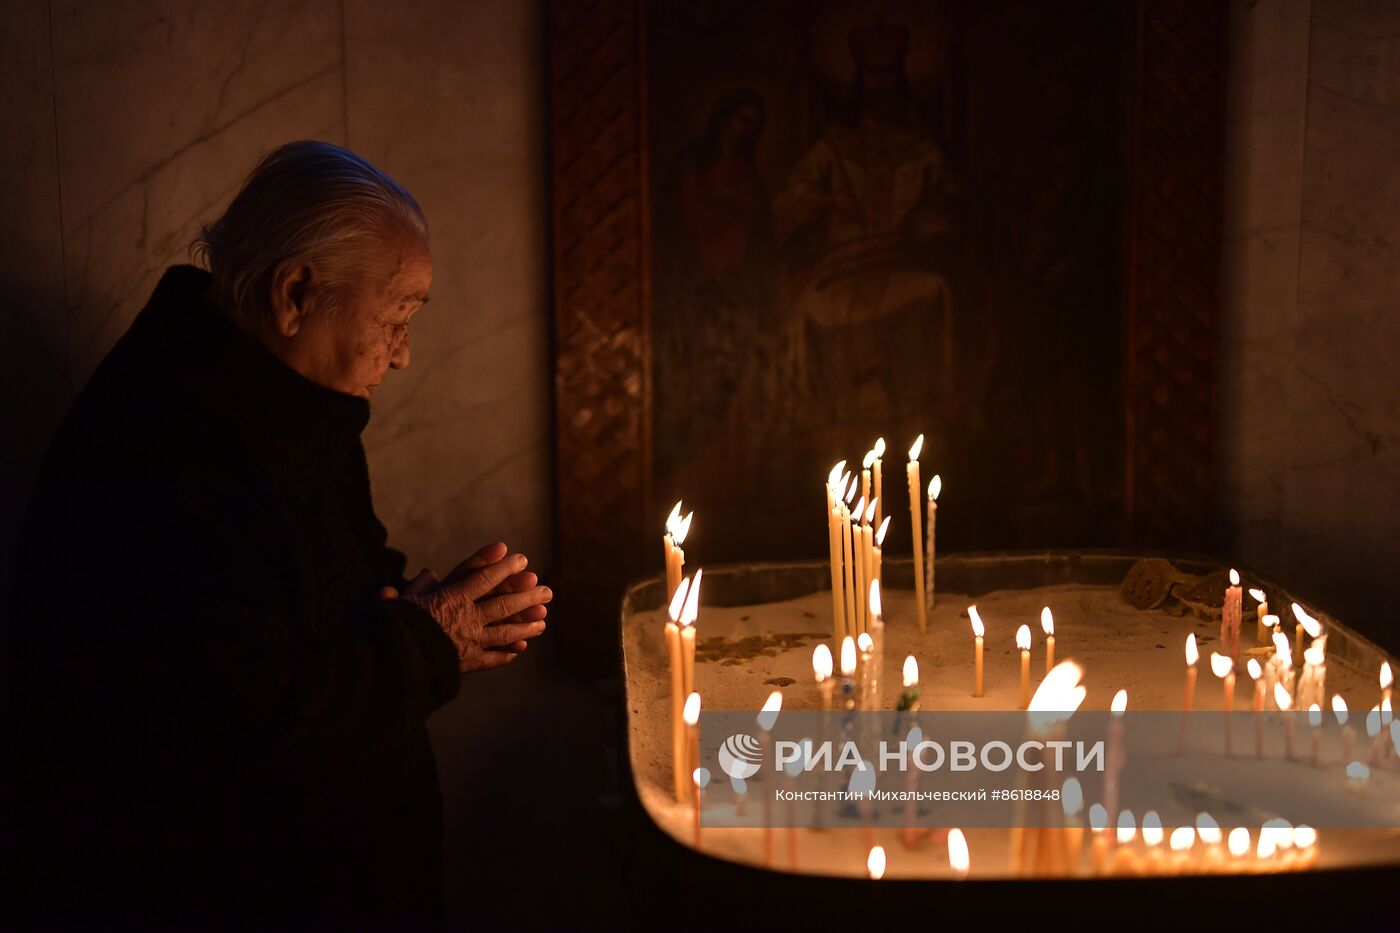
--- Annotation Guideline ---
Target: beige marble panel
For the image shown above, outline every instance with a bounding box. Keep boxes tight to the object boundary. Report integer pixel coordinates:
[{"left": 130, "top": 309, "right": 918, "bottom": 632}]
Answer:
[
  {"left": 1217, "top": 0, "right": 1312, "bottom": 573},
  {"left": 50, "top": 0, "right": 346, "bottom": 383},
  {"left": 1284, "top": 0, "right": 1400, "bottom": 627},
  {"left": 345, "top": 0, "right": 551, "bottom": 577}
]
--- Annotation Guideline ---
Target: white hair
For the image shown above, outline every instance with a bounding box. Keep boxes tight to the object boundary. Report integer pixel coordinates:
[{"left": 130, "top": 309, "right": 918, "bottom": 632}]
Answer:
[{"left": 192, "top": 140, "right": 428, "bottom": 318}]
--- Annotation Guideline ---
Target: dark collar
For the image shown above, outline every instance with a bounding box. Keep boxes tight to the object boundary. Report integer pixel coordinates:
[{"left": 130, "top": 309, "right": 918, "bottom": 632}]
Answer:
[{"left": 139, "top": 265, "right": 371, "bottom": 478}]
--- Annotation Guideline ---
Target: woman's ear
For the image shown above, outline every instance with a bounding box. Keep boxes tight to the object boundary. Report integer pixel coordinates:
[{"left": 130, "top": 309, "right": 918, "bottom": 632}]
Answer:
[{"left": 268, "top": 260, "right": 316, "bottom": 338}]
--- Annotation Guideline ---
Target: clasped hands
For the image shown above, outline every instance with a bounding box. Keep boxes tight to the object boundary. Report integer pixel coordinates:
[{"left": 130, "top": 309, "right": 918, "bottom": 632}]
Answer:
[{"left": 378, "top": 542, "right": 551, "bottom": 673}]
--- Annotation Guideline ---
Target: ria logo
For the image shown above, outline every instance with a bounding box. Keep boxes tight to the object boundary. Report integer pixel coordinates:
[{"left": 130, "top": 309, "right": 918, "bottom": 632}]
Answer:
[{"left": 718, "top": 733, "right": 763, "bottom": 780}]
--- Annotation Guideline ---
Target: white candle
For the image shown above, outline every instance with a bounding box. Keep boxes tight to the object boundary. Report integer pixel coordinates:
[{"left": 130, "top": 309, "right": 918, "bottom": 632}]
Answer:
[
  {"left": 1210, "top": 652, "right": 1235, "bottom": 757},
  {"left": 907, "top": 434, "right": 926, "bottom": 634},
  {"left": 1275, "top": 683, "right": 1294, "bottom": 759},
  {"left": 1105, "top": 689, "right": 1127, "bottom": 835},
  {"left": 851, "top": 495, "right": 868, "bottom": 635},
  {"left": 683, "top": 692, "right": 701, "bottom": 822},
  {"left": 1333, "top": 695, "right": 1354, "bottom": 763},
  {"left": 757, "top": 691, "right": 782, "bottom": 868},
  {"left": 947, "top": 828, "right": 970, "bottom": 879},
  {"left": 1041, "top": 606, "right": 1055, "bottom": 674},
  {"left": 969, "top": 606, "right": 985, "bottom": 697},
  {"left": 1222, "top": 569, "right": 1242, "bottom": 668},
  {"left": 665, "top": 578, "right": 691, "bottom": 802},
  {"left": 872, "top": 516, "right": 891, "bottom": 585},
  {"left": 1177, "top": 634, "right": 1198, "bottom": 754},
  {"left": 872, "top": 437, "right": 885, "bottom": 530},
  {"left": 1249, "top": 588, "right": 1268, "bottom": 645},
  {"left": 1248, "top": 658, "right": 1265, "bottom": 759},
  {"left": 925, "top": 475, "right": 941, "bottom": 611},
  {"left": 1016, "top": 624, "right": 1032, "bottom": 709},
  {"left": 866, "top": 845, "right": 886, "bottom": 880}
]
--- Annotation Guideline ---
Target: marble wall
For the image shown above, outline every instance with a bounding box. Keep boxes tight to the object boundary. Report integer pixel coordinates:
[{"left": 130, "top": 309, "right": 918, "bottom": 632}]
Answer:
[
  {"left": 1220, "top": 0, "right": 1400, "bottom": 642},
  {"left": 0, "top": 0, "right": 551, "bottom": 614}
]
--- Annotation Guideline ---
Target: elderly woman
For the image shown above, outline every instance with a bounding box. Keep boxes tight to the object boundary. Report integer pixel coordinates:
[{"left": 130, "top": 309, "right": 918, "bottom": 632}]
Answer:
[{"left": 7, "top": 141, "right": 551, "bottom": 928}]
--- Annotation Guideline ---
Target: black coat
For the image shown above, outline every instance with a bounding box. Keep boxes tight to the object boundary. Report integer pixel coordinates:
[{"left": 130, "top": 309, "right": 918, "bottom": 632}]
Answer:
[{"left": 5, "top": 266, "right": 462, "bottom": 929}]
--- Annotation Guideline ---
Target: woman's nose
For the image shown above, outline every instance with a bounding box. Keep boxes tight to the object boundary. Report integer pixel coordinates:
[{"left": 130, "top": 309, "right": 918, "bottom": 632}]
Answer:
[{"left": 389, "top": 337, "right": 410, "bottom": 370}]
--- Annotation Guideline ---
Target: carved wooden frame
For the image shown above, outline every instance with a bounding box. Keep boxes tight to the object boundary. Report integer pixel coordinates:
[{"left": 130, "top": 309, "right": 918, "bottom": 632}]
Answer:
[{"left": 548, "top": 0, "right": 1223, "bottom": 591}]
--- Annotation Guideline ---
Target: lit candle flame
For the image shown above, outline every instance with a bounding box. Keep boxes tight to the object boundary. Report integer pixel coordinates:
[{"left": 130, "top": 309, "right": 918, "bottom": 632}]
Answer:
[
  {"left": 874, "top": 437, "right": 886, "bottom": 458},
  {"left": 862, "top": 448, "right": 877, "bottom": 470},
  {"left": 1027, "top": 661, "right": 1087, "bottom": 732},
  {"left": 908, "top": 434, "right": 924, "bottom": 461},
  {"left": 1382, "top": 661, "right": 1393, "bottom": 691},
  {"left": 1299, "top": 612, "right": 1322, "bottom": 639},
  {"left": 1304, "top": 645, "right": 1325, "bottom": 666},
  {"left": 868, "top": 580, "right": 882, "bottom": 620},
  {"left": 903, "top": 655, "right": 919, "bottom": 688},
  {"left": 1248, "top": 587, "right": 1266, "bottom": 603},
  {"left": 1111, "top": 689, "right": 1128, "bottom": 714},
  {"left": 1367, "top": 706, "right": 1381, "bottom": 738},
  {"left": 835, "top": 472, "right": 851, "bottom": 504},
  {"left": 875, "top": 516, "right": 892, "bottom": 547},
  {"left": 1089, "top": 804, "right": 1108, "bottom": 832},
  {"left": 1293, "top": 825, "right": 1317, "bottom": 848},
  {"left": 1256, "top": 830, "right": 1277, "bottom": 860},
  {"left": 692, "top": 767, "right": 709, "bottom": 790},
  {"left": 667, "top": 577, "right": 690, "bottom": 623},
  {"left": 665, "top": 501, "right": 683, "bottom": 534},
  {"left": 1116, "top": 810, "right": 1136, "bottom": 845},
  {"left": 812, "top": 644, "right": 833, "bottom": 683},
  {"left": 1062, "top": 778, "right": 1083, "bottom": 817},
  {"left": 1016, "top": 624, "right": 1031, "bottom": 652},
  {"left": 682, "top": 691, "right": 701, "bottom": 726},
  {"left": 867, "top": 845, "right": 886, "bottom": 880},
  {"left": 1228, "top": 828, "right": 1250, "bottom": 857},
  {"left": 1170, "top": 827, "right": 1195, "bottom": 852},
  {"left": 1308, "top": 703, "right": 1322, "bottom": 727},
  {"left": 1210, "top": 653, "right": 1232, "bottom": 679},
  {"left": 864, "top": 497, "right": 878, "bottom": 524},
  {"left": 1040, "top": 606, "right": 1054, "bottom": 636},
  {"left": 1247, "top": 658, "right": 1262, "bottom": 681},
  {"left": 1229, "top": 568, "right": 1240, "bottom": 586},
  {"left": 969, "top": 606, "right": 985, "bottom": 638},
  {"left": 673, "top": 510, "right": 694, "bottom": 546},
  {"left": 1263, "top": 613, "right": 1280, "bottom": 630},
  {"left": 840, "top": 636, "right": 856, "bottom": 678},
  {"left": 852, "top": 495, "right": 866, "bottom": 520},
  {"left": 857, "top": 632, "right": 874, "bottom": 654},
  {"left": 757, "top": 691, "right": 783, "bottom": 732},
  {"left": 947, "top": 829, "right": 969, "bottom": 877},
  {"left": 1142, "top": 811, "right": 1164, "bottom": 847},
  {"left": 844, "top": 477, "right": 857, "bottom": 505},
  {"left": 680, "top": 567, "right": 703, "bottom": 627},
  {"left": 828, "top": 461, "right": 847, "bottom": 488},
  {"left": 1346, "top": 761, "right": 1370, "bottom": 781},
  {"left": 1332, "top": 694, "right": 1348, "bottom": 725},
  {"left": 928, "top": 474, "right": 942, "bottom": 500},
  {"left": 1185, "top": 633, "right": 1199, "bottom": 667},
  {"left": 1271, "top": 631, "right": 1291, "bottom": 667},
  {"left": 1273, "top": 683, "right": 1293, "bottom": 710},
  {"left": 1196, "top": 813, "right": 1221, "bottom": 845}
]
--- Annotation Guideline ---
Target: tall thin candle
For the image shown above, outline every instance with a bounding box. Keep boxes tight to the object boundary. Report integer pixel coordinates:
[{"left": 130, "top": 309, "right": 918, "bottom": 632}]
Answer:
[
  {"left": 851, "top": 496, "right": 868, "bottom": 635},
  {"left": 1016, "top": 624, "right": 1032, "bottom": 709},
  {"left": 1177, "top": 633, "right": 1198, "bottom": 754},
  {"left": 1248, "top": 658, "right": 1264, "bottom": 759},
  {"left": 1041, "top": 606, "right": 1055, "bottom": 674},
  {"left": 1222, "top": 569, "right": 1242, "bottom": 668},
  {"left": 665, "top": 578, "right": 691, "bottom": 801},
  {"left": 925, "top": 475, "right": 941, "bottom": 611},
  {"left": 907, "top": 434, "right": 927, "bottom": 634},
  {"left": 1210, "top": 652, "right": 1235, "bottom": 757},
  {"left": 872, "top": 437, "right": 886, "bottom": 530},
  {"left": 969, "top": 606, "right": 985, "bottom": 698},
  {"left": 1249, "top": 587, "right": 1268, "bottom": 645}
]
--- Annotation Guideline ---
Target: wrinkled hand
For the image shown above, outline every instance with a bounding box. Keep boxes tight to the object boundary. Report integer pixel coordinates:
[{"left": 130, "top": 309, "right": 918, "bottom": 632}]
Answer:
[{"left": 383, "top": 542, "right": 551, "bottom": 673}]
